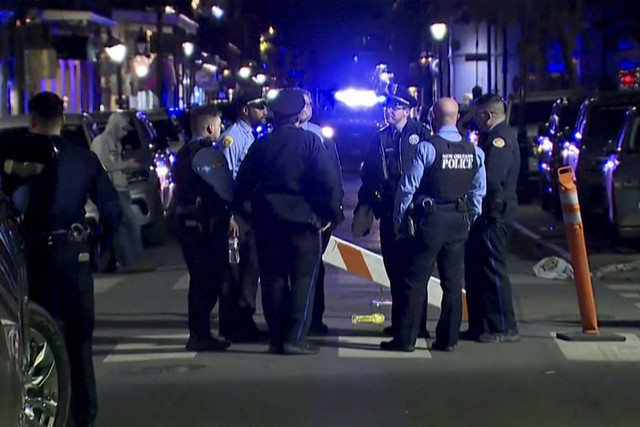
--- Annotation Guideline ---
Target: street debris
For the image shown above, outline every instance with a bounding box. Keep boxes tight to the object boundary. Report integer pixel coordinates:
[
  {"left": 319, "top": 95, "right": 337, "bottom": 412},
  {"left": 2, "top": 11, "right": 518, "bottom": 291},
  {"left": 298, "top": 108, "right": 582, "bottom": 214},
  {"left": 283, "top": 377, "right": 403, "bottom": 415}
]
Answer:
[{"left": 533, "top": 256, "right": 574, "bottom": 280}]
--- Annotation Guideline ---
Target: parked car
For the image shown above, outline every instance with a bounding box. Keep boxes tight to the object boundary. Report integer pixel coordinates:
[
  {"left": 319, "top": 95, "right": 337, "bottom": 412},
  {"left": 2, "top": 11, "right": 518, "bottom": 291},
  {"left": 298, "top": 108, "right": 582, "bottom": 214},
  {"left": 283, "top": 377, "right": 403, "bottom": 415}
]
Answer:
[
  {"left": 536, "top": 96, "right": 582, "bottom": 213},
  {"left": 0, "top": 191, "right": 71, "bottom": 426},
  {"left": 602, "top": 105, "right": 640, "bottom": 239},
  {"left": 91, "top": 110, "right": 168, "bottom": 245},
  {"left": 506, "top": 91, "right": 576, "bottom": 203},
  {"left": 561, "top": 91, "right": 640, "bottom": 218}
]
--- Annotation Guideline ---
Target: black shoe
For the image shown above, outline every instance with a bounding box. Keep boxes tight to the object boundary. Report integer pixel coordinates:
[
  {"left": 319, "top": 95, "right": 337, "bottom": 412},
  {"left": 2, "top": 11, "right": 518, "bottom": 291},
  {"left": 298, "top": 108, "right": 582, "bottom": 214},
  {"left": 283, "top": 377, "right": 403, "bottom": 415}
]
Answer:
[
  {"left": 380, "top": 340, "right": 415, "bottom": 352},
  {"left": 418, "top": 329, "right": 431, "bottom": 339},
  {"left": 477, "top": 330, "right": 521, "bottom": 343},
  {"left": 225, "top": 328, "right": 262, "bottom": 343},
  {"left": 459, "top": 329, "right": 482, "bottom": 341},
  {"left": 309, "top": 322, "right": 329, "bottom": 335},
  {"left": 430, "top": 341, "right": 455, "bottom": 352},
  {"left": 185, "top": 335, "right": 231, "bottom": 352},
  {"left": 281, "top": 341, "right": 319, "bottom": 355}
]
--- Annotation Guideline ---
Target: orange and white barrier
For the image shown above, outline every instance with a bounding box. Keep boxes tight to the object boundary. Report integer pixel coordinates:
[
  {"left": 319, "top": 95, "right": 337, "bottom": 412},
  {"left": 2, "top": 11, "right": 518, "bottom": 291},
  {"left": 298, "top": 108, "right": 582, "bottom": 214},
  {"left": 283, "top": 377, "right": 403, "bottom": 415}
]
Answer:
[{"left": 323, "top": 235, "right": 468, "bottom": 317}]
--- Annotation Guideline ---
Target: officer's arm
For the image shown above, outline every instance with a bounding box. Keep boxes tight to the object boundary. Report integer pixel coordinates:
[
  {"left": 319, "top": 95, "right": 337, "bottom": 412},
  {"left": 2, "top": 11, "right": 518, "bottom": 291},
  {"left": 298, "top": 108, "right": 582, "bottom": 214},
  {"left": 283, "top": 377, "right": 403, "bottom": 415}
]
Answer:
[
  {"left": 468, "top": 147, "right": 487, "bottom": 217},
  {"left": 219, "top": 132, "right": 242, "bottom": 179},
  {"left": 357, "top": 135, "right": 383, "bottom": 204},
  {"left": 306, "top": 135, "right": 343, "bottom": 224},
  {"left": 88, "top": 154, "right": 122, "bottom": 238},
  {"left": 393, "top": 141, "right": 435, "bottom": 226},
  {"left": 192, "top": 148, "right": 234, "bottom": 203},
  {"left": 483, "top": 140, "right": 511, "bottom": 195},
  {"left": 234, "top": 142, "right": 259, "bottom": 209},
  {"left": 90, "top": 136, "right": 128, "bottom": 172}
]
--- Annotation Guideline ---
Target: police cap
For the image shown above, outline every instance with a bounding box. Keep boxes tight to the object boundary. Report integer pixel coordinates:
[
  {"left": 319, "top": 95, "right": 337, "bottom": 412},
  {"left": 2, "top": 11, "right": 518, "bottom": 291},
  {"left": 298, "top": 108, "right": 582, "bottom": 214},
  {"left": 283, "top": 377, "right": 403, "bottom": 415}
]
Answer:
[
  {"left": 237, "top": 84, "right": 266, "bottom": 109},
  {"left": 386, "top": 83, "right": 418, "bottom": 109},
  {"left": 267, "top": 88, "right": 305, "bottom": 119}
]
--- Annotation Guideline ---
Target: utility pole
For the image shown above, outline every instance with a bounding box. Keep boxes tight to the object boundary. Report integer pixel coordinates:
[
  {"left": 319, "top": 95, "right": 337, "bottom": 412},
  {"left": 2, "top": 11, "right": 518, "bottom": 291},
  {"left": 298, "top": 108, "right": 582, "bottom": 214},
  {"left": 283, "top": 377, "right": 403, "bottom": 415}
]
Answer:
[{"left": 156, "top": 6, "right": 164, "bottom": 107}]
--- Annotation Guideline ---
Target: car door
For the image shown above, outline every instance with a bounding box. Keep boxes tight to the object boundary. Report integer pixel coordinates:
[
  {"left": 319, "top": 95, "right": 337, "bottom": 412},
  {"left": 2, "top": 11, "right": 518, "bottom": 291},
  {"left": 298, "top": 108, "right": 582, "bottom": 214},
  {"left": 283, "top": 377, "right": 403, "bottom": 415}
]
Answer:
[{"left": 613, "top": 115, "right": 640, "bottom": 228}]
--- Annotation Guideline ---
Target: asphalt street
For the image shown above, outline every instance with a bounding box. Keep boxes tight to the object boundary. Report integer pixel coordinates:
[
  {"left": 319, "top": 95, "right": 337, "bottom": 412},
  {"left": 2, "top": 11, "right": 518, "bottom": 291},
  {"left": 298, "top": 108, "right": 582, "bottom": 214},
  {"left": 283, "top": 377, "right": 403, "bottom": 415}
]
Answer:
[{"left": 92, "top": 173, "right": 640, "bottom": 427}]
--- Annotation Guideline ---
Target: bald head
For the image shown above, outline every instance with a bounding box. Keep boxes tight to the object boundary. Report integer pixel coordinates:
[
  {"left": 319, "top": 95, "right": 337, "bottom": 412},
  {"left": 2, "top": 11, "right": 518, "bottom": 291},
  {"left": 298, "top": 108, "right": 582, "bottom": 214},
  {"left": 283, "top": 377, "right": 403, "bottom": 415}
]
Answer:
[{"left": 433, "top": 97, "right": 459, "bottom": 130}]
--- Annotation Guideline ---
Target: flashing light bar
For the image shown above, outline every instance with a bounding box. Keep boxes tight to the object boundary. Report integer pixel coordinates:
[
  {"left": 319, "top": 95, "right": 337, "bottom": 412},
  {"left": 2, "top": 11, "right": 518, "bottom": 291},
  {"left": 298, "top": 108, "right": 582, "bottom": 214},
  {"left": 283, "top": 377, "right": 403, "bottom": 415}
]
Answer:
[{"left": 334, "top": 89, "right": 385, "bottom": 108}]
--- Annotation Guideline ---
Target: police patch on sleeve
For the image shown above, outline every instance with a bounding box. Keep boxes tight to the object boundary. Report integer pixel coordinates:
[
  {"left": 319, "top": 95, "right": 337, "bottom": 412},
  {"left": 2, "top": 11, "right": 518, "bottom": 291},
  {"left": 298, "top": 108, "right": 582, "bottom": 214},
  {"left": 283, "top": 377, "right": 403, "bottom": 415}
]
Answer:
[
  {"left": 492, "top": 137, "right": 506, "bottom": 148},
  {"left": 408, "top": 134, "right": 420, "bottom": 145},
  {"left": 223, "top": 135, "right": 234, "bottom": 147}
]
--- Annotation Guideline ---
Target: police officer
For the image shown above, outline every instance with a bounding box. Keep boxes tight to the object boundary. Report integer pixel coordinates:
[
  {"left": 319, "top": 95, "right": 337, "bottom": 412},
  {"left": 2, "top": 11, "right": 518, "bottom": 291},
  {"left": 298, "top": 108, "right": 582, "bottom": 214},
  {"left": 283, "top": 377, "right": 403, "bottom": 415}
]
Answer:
[
  {"left": 235, "top": 88, "right": 343, "bottom": 355},
  {"left": 299, "top": 89, "right": 345, "bottom": 334},
  {"left": 461, "top": 93, "right": 521, "bottom": 343},
  {"left": 173, "top": 104, "right": 232, "bottom": 352},
  {"left": 381, "top": 97, "right": 486, "bottom": 352},
  {"left": 219, "top": 85, "right": 268, "bottom": 342},
  {"left": 0, "top": 92, "right": 121, "bottom": 426},
  {"left": 354, "top": 84, "right": 431, "bottom": 338}
]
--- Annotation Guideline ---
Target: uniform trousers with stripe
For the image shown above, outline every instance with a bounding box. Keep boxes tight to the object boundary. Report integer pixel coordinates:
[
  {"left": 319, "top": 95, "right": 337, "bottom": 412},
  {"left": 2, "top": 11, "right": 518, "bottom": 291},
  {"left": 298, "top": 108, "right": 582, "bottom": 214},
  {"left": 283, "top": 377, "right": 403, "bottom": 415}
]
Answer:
[
  {"left": 254, "top": 217, "right": 323, "bottom": 346},
  {"left": 464, "top": 217, "right": 518, "bottom": 334},
  {"left": 394, "top": 205, "right": 469, "bottom": 347}
]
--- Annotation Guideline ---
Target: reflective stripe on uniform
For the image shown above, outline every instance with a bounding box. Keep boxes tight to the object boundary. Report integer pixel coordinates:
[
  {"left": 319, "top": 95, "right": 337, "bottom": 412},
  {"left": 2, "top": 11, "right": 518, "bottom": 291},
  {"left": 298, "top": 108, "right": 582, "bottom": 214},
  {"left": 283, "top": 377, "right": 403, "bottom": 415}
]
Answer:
[
  {"left": 562, "top": 211, "right": 582, "bottom": 225},
  {"left": 560, "top": 191, "right": 579, "bottom": 207}
]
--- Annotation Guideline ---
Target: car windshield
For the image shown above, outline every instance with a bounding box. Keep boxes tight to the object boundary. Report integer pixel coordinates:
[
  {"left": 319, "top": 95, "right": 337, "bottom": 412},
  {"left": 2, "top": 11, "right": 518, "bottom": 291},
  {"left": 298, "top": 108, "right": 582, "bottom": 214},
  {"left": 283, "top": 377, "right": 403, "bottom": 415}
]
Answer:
[
  {"left": 556, "top": 105, "right": 579, "bottom": 131},
  {"left": 584, "top": 106, "right": 629, "bottom": 148},
  {"left": 509, "top": 100, "right": 555, "bottom": 126},
  {"left": 151, "top": 119, "right": 179, "bottom": 150}
]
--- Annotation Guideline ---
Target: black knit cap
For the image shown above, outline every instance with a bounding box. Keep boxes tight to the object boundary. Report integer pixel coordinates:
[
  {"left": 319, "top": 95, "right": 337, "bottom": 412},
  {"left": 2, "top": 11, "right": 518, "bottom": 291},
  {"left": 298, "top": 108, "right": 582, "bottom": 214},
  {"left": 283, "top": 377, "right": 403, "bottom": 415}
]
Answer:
[{"left": 267, "top": 88, "right": 305, "bottom": 118}]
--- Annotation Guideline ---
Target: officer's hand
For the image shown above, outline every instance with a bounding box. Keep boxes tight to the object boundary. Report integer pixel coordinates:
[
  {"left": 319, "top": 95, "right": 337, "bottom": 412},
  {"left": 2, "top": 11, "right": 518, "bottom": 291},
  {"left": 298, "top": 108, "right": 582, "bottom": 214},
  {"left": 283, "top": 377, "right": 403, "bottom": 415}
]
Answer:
[
  {"left": 125, "top": 158, "right": 141, "bottom": 169},
  {"left": 229, "top": 216, "right": 239, "bottom": 237}
]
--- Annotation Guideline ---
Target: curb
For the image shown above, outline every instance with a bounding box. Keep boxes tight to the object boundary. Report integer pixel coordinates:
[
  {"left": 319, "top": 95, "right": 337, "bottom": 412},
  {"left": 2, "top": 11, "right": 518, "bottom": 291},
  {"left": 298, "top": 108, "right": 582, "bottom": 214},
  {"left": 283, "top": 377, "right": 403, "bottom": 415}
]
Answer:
[{"left": 510, "top": 222, "right": 571, "bottom": 261}]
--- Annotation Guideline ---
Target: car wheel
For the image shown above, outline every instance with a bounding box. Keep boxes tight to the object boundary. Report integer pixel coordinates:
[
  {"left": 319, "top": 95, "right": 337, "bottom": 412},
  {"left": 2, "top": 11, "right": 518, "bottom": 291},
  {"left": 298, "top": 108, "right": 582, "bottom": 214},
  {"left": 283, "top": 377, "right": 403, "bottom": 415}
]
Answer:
[{"left": 24, "top": 303, "right": 71, "bottom": 427}]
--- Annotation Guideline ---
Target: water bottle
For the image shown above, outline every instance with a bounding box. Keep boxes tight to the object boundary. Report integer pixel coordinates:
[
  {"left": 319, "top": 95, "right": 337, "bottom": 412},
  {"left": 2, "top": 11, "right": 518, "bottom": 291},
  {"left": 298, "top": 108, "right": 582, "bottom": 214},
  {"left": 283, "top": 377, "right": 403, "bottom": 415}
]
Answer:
[
  {"left": 351, "top": 313, "right": 385, "bottom": 325},
  {"left": 228, "top": 236, "right": 240, "bottom": 264}
]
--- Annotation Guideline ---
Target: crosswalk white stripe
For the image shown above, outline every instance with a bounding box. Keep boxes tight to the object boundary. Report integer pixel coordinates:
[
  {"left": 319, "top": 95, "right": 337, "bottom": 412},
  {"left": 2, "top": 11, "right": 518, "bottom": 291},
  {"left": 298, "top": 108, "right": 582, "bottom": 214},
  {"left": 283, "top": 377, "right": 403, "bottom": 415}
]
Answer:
[
  {"left": 94, "top": 277, "right": 124, "bottom": 294},
  {"left": 104, "top": 353, "right": 196, "bottom": 363},
  {"left": 172, "top": 273, "right": 190, "bottom": 290},
  {"left": 102, "top": 333, "right": 195, "bottom": 363},
  {"left": 620, "top": 292, "right": 640, "bottom": 299},
  {"left": 635, "top": 303, "right": 640, "bottom": 310},
  {"left": 608, "top": 284, "right": 640, "bottom": 291}
]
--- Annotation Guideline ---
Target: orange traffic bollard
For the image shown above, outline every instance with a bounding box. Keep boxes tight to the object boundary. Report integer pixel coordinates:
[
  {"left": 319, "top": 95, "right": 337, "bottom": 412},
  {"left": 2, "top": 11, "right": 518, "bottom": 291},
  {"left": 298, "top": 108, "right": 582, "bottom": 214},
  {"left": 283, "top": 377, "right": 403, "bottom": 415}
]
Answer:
[{"left": 555, "top": 166, "right": 624, "bottom": 342}]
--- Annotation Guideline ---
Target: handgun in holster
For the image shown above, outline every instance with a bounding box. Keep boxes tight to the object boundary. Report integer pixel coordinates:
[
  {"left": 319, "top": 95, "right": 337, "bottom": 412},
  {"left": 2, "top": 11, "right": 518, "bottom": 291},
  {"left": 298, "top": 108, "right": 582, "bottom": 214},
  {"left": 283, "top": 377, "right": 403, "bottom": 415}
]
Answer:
[{"left": 401, "top": 202, "right": 416, "bottom": 238}]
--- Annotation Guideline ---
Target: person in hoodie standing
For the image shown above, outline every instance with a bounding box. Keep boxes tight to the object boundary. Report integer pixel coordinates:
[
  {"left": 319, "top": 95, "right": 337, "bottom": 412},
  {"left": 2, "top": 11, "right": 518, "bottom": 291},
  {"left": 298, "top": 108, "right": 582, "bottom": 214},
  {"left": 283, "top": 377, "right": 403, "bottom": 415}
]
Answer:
[
  {"left": 235, "top": 88, "right": 343, "bottom": 355},
  {"left": 91, "top": 113, "right": 155, "bottom": 273}
]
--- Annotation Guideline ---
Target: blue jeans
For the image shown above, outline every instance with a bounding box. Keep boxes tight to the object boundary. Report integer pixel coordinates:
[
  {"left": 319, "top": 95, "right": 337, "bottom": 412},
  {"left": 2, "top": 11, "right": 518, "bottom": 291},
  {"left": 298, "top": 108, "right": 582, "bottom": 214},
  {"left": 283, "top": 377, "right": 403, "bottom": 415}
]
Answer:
[{"left": 114, "top": 191, "right": 143, "bottom": 267}]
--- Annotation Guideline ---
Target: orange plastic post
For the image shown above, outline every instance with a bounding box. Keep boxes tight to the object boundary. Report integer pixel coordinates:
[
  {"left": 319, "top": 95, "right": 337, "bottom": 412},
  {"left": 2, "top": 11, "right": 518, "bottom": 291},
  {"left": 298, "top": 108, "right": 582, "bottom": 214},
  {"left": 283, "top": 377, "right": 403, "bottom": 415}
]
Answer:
[
  {"left": 462, "top": 290, "right": 468, "bottom": 320},
  {"left": 557, "top": 166, "right": 599, "bottom": 335}
]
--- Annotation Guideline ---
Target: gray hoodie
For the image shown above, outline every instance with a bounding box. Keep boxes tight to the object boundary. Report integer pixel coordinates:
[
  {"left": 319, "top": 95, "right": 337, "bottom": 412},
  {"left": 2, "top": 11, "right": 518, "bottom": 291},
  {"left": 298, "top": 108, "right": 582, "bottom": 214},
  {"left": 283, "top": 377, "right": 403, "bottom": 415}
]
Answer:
[{"left": 91, "top": 113, "right": 131, "bottom": 192}]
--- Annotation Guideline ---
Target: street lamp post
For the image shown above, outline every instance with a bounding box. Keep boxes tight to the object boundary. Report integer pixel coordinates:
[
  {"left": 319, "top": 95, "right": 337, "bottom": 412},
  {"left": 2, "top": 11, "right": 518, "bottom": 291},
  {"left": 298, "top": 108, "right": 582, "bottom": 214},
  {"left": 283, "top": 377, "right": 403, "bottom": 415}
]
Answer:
[
  {"left": 430, "top": 22, "right": 448, "bottom": 98},
  {"left": 105, "top": 33, "right": 127, "bottom": 109}
]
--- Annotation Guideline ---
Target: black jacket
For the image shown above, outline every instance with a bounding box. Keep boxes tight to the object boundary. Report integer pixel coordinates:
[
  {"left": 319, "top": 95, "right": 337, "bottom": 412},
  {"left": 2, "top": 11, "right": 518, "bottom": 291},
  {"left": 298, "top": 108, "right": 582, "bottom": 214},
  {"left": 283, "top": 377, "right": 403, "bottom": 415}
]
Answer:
[
  {"left": 235, "top": 125, "right": 343, "bottom": 227},
  {"left": 479, "top": 121, "right": 520, "bottom": 221},
  {"left": 358, "top": 119, "right": 431, "bottom": 216}
]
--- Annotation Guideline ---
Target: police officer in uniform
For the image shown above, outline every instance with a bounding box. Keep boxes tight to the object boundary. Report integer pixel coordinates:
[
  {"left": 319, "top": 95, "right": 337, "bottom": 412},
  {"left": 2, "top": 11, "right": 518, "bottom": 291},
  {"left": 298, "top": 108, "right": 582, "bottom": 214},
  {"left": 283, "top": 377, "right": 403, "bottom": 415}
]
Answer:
[
  {"left": 173, "top": 105, "right": 232, "bottom": 352},
  {"left": 235, "top": 88, "right": 343, "bottom": 355},
  {"left": 382, "top": 97, "right": 486, "bottom": 352},
  {"left": 300, "top": 90, "right": 344, "bottom": 334},
  {"left": 461, "top": 94, "right": 521, "bottom": 343},
  {"left": 219, "top": 85, "right": 268, "bottom": 341},
  {"left": 0, "top": 92, "right": 121, "bottom": 426},
  {"left": 354, "top": 84, "right": 431, "bottom": 338}
]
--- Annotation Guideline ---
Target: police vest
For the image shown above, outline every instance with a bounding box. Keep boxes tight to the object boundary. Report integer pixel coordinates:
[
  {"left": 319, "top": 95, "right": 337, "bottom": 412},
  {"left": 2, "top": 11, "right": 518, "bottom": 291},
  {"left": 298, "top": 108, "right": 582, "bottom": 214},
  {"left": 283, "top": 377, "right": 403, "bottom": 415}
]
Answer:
[
  {"left": 418, "top": 135, "right": 477, "bottom": 201},
  {"left": 173, "top": 140, "right": 225, "bottom": 215}
]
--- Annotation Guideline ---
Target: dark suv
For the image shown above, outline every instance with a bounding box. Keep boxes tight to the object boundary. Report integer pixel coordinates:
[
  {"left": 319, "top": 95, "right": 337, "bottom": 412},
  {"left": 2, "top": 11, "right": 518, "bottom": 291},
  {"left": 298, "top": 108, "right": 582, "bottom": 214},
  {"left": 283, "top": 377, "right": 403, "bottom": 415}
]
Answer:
[
  {"left": 562, "top": 92, "right": 640, "bottom": 217},
  {"left": 602, "top": 105, "right": 640, "bottom": 238},
  {"left": 536, "top": 96, "right": 581, "bottom": 213}
]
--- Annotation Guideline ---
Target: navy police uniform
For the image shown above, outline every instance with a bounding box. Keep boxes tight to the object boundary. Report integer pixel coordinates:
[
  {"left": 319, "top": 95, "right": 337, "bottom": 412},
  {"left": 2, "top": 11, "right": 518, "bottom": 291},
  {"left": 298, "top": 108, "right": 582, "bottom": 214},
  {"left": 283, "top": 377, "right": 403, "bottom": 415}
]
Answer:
[
  {"left": 464, "top": 120, "right": 521, "bottom": 341},
  {"left": 1, "top": 132, "right": 121, "bottom": 426},
  {"left": 236, "top": 89, "right": 343, "bottom": 354},
  {"left": 300, "top": 120, "right": 344, "bottom": 331},
  {"left": 173, "top": 136, "right": 233, "bottom": 350},
  {"left": 386, "top": 125, "right": 486, "bottom": 351},
  {"left": 355, "top": 86, "right": 431, "bottom": 335},
  {"left": 219, "top": 116, "right": 262, "bottom": 340}
]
